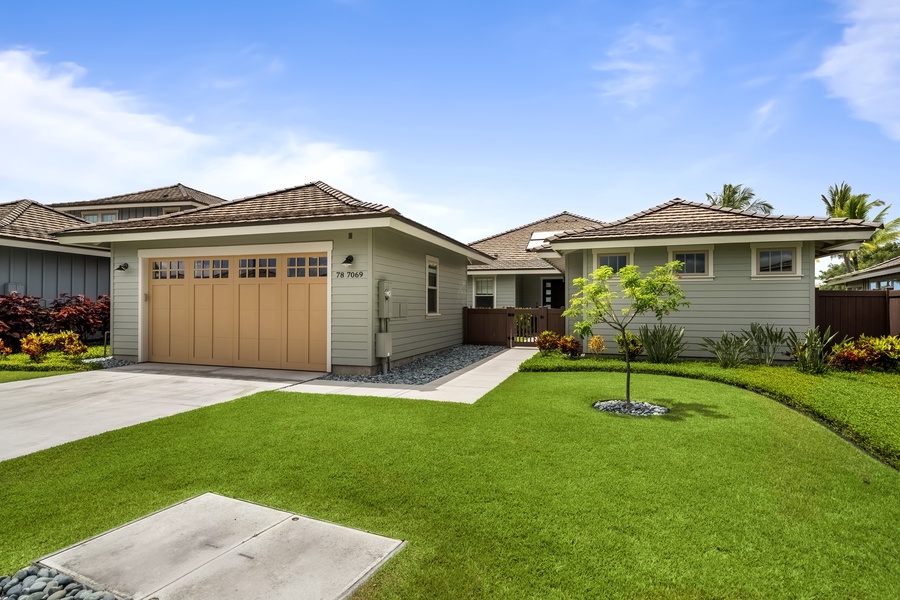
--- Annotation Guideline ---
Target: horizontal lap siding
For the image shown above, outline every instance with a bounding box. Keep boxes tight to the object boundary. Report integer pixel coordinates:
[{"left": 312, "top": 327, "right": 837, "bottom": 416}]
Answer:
[
  {"left": 373, "top": 229, "right": 466, "bottom": 361},
  {"left": 0, "top": 246, "right": 109, "bottom": 300},
  {"left": 111, "top": 246, "right": 140, "bottom": 359},
  {"left": 495, "top": 275, "right": 516, "bottom": 308}
]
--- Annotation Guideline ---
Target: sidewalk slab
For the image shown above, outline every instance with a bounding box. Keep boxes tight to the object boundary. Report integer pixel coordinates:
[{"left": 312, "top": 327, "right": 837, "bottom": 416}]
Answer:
[{"left": 41, "top": 493, "right": 404, "bottom": 600}]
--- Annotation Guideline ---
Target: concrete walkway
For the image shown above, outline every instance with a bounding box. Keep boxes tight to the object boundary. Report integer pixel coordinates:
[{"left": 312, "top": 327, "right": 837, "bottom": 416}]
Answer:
[{"left": 284, "top": 347, "right": 537, "bottom": 403}]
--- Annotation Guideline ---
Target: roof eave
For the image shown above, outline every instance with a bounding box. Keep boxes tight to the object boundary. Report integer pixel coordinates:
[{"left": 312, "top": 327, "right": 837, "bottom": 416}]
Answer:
[{"left": 546, "top": 228, "right": 880, "bottom": 250}]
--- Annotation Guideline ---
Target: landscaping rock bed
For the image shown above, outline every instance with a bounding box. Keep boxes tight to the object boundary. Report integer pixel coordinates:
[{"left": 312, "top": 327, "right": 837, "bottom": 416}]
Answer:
[
  {"left": 322, "top": 344, "right": 505, "bottom": 385},
  {"left": 592, "top": 400, "right": 669, "bottom": 416},
  {"left": 81, "top": 357, "right": 135, "bottom": 369},
  {"left": 0, "top": 565, "right": 129, "bottom": 600}
]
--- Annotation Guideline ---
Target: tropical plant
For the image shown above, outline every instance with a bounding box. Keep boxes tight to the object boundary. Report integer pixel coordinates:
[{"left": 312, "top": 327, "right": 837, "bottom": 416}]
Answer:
[
  {"left": 588, "top": 335, "right": 606, "bottom": 358},
  {"left": 557, "top": 335, "right": 581, "bottom": 358},
  {"left": 639, "top": 323, "right": 686, "bottom": 364},
  {"left": 614, "top": 330, "right": 644, "bottom": 358},
  {"left": 786, "top": 327, "right": 838, "bottom": 375},
  {"left": 536, "top": 331, "right": 561, "bottom": 355},
  {"left": 700, "top": 332, "right": 751, "bottom": 368},
  {"left": 821, "top": 182, "right": 899, "bottom": 272},
  {"left": 829, "top": 335, "right": 900, "bottom": 372},
  {"left": 706, "top": 183, "right": 773, "bottom": 215},
  {"left": 563, "top": 261, "right": 689, "bottom": 404},
  {"left": 0, "top": 293, "right": 50, "bottom": 351},
  {"left": 742, "top": 323, "right": 786, "bottom": 366}
]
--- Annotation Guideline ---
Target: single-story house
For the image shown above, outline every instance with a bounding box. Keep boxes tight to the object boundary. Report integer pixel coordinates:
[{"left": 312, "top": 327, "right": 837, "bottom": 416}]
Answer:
[
  {"left": 537, "top": 199, "right": 881, "bottom": 356},
  {"left": 50, "top": 183, "right": 226, "bottom": 223},
  {"left": 822, "top": 255, "right": 900, "bottom": 290},
  {"left": 467, "top": 212, "right": 603, "bottom": 309},
  {"left": 56, "top": 181, "right": 490, "bottom": 374},
  {"left": 0, "top": 199, "right": 110, "bottom": 299}
]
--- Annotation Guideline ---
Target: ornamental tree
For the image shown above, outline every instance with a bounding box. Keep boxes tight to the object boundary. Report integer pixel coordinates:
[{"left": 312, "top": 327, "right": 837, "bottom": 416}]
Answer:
[{"left": 562, "top": 261, "right": 689, "bottom": 404}]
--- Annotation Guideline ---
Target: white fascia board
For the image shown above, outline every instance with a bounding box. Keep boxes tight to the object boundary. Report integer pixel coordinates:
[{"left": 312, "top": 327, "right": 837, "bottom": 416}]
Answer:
[
  {"left": 0, "top": 237, "right": 110, "bottom": 257},
  {"left": 57, "top": 217, "right": 395, "bottom": 246},
  {"left": 531, "top": 249, "right": 562, "bottom": 259},
  {"left": 387, "top": 218, "right": 490, "bottom": 263},
  {"left": 548, "top": 230, "right": 876, "bottom": 250},
  {"left": 830, "top": 266, "right": 900, "bottom": 284},
  {"left": 466, "top": 268, "right": 561, "bottom": 276}
]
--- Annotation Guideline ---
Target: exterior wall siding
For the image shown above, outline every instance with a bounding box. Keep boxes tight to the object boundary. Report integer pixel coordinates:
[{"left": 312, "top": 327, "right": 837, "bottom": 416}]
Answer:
[
  {"left": 495, "top": 274, "right": 516, "bottom": 308},
  {"left": 0, "top": 245, "right": 109, "bottom": 300},
  {"left": 373, "top": 229, "right": 466, "bottom": 362},
  {"left": 568, "top": 242, "right": 816, "bottom": 358}
]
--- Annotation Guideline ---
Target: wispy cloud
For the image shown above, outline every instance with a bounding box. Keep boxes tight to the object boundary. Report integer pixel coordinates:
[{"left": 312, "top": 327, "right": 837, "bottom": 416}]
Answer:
[
  {"left": 753, "top": 99, "right": 782, "bottom": 138},
  {"left": 0, "top": 49, "right": 408, "bottom": 210},
  {"left": 814, "top": 0, "right": 900, "bottom": 140},
  {"left": 592, "top": 21, "right": 697, "bottom": 107}
]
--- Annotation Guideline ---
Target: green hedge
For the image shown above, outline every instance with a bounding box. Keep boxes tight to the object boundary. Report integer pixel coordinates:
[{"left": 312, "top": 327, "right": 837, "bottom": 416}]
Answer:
[
  {"left": 519, "top": 353, "right": 900, "bottom": 469},
  {"left": 0, "top": 345, "right": 107, "bottom": 372}
]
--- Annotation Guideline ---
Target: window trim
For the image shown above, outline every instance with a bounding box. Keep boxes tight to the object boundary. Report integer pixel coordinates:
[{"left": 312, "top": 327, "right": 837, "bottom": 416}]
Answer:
[
  {"left": 668, "top": 245, "right": 714, "bottom": 279},
  {"left": 426, "top": 255, "right": 440, "bottom": 316},
  {"left": 592, "top": 248, "right": 634, "bottom": 276},
  {"left": 82, "top": 210, "right": 118, "bottom": 223},
  {"left": 751, "top": 243, "right": 803, "bottom": 279},
  {"left": 472, "top": 275, "right": 495, "bottom": 309},
  {"left": 162, "top": 207, "right": 183, "bottom": 215}
]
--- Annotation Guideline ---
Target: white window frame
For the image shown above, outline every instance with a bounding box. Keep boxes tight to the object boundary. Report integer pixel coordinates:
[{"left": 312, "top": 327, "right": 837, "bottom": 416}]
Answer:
[
  {"left": 751, "top": 243, "right": 802, "bottom": 279},
  {"left": 426, "top": 255, "right": 440, "bottom": 316},
  {"left": 473, "top": 275, "right": 495, "bottom": 308},
  {"left": 668, "top": 245, "right": 714, "bottom": 279},
  {"left": 83, "top": 210, "right": 118, "bottom": 223},
  {"left": 592, "top": 248, "right": 634, "bottom": 277}
]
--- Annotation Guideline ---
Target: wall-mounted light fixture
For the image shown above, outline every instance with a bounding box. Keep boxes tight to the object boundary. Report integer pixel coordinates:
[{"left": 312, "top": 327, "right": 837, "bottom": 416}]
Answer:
[
  {"left": 341, "top": 255, "right": 354, "bottom": 268},
  {"left": 115, "top": 263, "right": 129, "bottom": 271}
]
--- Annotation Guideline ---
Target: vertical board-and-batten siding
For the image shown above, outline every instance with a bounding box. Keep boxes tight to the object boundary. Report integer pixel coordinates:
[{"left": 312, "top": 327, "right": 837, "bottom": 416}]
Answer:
[
  {"left": 372, "top": 228, "right": 466, "bottom": 361},
  {"left": 0, "top": 245, "right": 109, "bottom": 300},
  {"left": 566, "top": 242, "right": 816, "bottom": 358}
]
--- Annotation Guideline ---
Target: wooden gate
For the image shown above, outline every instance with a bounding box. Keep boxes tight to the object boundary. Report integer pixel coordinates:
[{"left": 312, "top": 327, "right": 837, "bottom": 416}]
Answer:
[{"left": 463, "top": 307, "right": 565, "bottom": 347}]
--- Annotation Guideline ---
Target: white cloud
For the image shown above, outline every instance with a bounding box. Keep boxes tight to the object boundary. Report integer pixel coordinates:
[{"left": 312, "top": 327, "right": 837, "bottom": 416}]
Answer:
[
  {"left": 0, "top": 49, "right": 412, "bottom": 213},
  {"left": 592, "top": 22, "right": 697, "bottom": 107},
  {"left": 815, "top": 0, "right": 900, "bottom": 140},
  {"left": 753, "top": 99, "right": 782, "bottom": 138}
]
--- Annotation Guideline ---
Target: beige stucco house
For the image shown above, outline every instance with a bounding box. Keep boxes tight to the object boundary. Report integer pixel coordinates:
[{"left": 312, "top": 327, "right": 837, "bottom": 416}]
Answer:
[{"left": 57, "top": 182, "right": 489, "bottom": 374}]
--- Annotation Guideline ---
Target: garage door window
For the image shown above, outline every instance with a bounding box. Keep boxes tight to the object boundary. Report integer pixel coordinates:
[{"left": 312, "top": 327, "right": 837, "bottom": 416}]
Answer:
[
  {"left": 309, "top": 256, "right": 328, "bottom": 277},
  {"left": 193, "top": 259, "right": 230, "bottom": 279},
  {"left": 152, "top": 260, "right": 185, "bottom": 280},
  {"left": 287, "top": 257, "right": 306, "bottom": 277},
  {"left": 238, "top": 258, "right": 277, "bottom": 278}
]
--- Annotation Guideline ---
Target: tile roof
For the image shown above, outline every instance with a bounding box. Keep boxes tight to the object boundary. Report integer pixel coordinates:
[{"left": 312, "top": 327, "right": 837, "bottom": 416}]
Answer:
[
  {"left": 0, "top": 199, "right": 92, "bottom": 244},
  {"left": 56, "top": 181, "right": 399, "bottom": 234},
  {"left": 50, "top": 183, "right": 226, "bottom": 208},
  {"left": 469, "top": 212, "right": 604, "bottom": 271},
  {"left": 546, "top": 199, "right": 881, "bottom": 244},
  {"left": 826, "top": 254, "right": 900, "bottom": 284}
]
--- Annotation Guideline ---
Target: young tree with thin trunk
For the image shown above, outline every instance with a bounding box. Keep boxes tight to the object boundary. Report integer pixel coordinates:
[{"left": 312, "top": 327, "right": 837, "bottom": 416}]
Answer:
[{"left": 563, "top": 262, "right": 689, "bottom": 405}]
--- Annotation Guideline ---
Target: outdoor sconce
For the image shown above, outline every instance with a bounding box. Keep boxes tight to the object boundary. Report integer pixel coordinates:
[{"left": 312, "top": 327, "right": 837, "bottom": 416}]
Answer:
[
  {"left": 341, "top": 255, "right": 354, "bottom": 268},
  {"left": 115, "top": 263, "right": 129, "bottom": 271}
]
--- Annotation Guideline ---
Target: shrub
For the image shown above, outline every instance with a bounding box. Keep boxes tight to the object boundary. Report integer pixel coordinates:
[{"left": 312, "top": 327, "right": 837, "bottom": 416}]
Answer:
[
  {"left": 536, "top": 331, "right": 561, "bottom": 355},
  {"left": 0, "top": 293, "right": 50, "bottom": 351},
  {"left": 701, "top": 332, "right": 750, "bottom": 368},
  {"left": 638, "top": 323, "right": 685, "bottom": 364},
  {"left": 0, "top": 340, "right": 12, "bottom": 358},
  {"left": 614, "top": 330, "right": 644, "bottom": 358},
  {"left": 557, "top": 335, "right": 582, "bottom": 358},
  {"left": 588, "top": 335, "right": 606, "bottom": 358},
  {"left": 18, "top": 330, "right": 88, "bottom": 362},
  {"left": 49, "top": 294, "right": 109, "bottom": 339},
  {"left": 787, "top": 327, "right": 837, "bottom": 375},
  {"left": 829, "top": 335, "right": 900, "bottom": 372},
  {"left": 743, "top": 323, "right": 786, "bottom": 366}
]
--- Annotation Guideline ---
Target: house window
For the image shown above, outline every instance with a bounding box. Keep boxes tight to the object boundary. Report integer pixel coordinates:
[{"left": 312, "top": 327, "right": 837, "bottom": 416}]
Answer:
[
  {"left": 673, "top": 251, "right": 709, "bottom": 276},
  {"left": 474, "top": 277, "right": 494, "bottom": 308},
  {"left": 83, "top": 211, "right": 117, "bottom": 223},
  {"left": 426, "top": 256, "right": 439, "bottom": 315},
  {"left": 597, "top": 254, "right": 629, "bottom": 273},
  {"left": 162, "top": 207, "right": 182, "bottom": 215},
  {"left": 758, "top": 249, "right": 795, "bottom": 274}
]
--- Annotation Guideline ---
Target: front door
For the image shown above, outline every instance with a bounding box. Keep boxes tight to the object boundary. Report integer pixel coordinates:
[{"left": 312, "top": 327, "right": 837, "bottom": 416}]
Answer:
[{"left": 543, "top": 279, "right": 565, "bottom": 308}]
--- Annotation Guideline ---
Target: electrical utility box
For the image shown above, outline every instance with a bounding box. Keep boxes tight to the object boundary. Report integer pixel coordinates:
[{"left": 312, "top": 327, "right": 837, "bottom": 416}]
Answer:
[
  {"left": 375, "top": 332, "right": 392, "bottom": 358},
  {"left": 378, "top": 280, "right": 393, "bottom": 319}
]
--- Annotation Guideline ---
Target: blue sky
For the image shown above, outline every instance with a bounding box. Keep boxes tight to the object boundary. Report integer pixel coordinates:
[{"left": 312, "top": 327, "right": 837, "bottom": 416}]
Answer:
[{"left": 1, "top": 0, "right": 898, "bottom": 246}]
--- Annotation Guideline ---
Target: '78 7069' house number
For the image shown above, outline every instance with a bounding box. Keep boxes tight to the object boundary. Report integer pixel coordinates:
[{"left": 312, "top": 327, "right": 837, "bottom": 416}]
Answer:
[{"left": 334, "top": 271, "right": 365, "bottom": 278}]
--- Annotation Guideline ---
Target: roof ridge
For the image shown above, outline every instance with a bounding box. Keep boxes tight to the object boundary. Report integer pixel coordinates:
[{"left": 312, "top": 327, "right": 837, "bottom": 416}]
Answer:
[
  {"left": 311, "top": 181, "right": 397, "bottom": 214},
  {"left": 0, "top": 199, "right": 33, "bottom": 228},
  {"left": 469, "top": 211, "right": 604, "bottom": 245}
]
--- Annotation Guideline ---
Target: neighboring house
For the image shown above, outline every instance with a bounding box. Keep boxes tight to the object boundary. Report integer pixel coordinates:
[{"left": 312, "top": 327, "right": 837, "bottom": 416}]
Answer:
[
  {"left": 50, "top": 183, "right": 226, "bottom": 223},
  {"left": 538, "top": 199, "right": 881, "bottom": 357},
  {"left": 0, "top": 199, "right": 110, "bottom": 300},
  {"left": 56, "top": 181, "right": 490, "bottom": 374},
  {"left": 823, "top": 255, "right": 900, "bottom": 290},
  {"left": 467, "top": 212, "right": 603, "bottom": 309}
]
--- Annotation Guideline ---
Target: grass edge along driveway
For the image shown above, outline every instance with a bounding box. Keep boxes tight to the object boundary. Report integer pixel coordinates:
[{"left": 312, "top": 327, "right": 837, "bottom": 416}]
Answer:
[{"left": 2, "top": 371, "right": 899, "bottom": 599}]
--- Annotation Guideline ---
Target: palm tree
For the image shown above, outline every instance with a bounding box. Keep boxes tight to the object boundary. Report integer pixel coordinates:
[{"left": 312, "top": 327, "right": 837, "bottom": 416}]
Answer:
[
  {"left": 705, "top": 184, "right": 774, "bottom": 215},
  {"left": 821, "top": 182, "right": 899, "bottom": 271}
]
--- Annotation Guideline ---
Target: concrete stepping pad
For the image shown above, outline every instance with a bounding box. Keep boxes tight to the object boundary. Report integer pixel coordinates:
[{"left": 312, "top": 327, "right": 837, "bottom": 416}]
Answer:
[{"left": 39, "top": 493, "right": 404, "bottom": 600}]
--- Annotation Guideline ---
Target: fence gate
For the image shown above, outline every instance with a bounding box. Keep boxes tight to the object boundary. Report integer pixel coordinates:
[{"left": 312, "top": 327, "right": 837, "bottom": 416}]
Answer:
[{"left": 463, "top": 307, "right": 565, "bottom": 347}]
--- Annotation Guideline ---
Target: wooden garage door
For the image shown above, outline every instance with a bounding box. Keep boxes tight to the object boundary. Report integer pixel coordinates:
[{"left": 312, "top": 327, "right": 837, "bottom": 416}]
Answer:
[{"left": 149, "top": 253, "right": 327, "bottom": 371}]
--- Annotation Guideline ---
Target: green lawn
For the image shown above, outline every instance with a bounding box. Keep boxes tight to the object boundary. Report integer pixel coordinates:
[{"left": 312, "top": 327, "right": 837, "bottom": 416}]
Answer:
[
  {"left": 2, "top": 372, "right": 899, "bottom": 598},
  {"left": 0, "top": 370, "right": 74, "bottom": 383}
]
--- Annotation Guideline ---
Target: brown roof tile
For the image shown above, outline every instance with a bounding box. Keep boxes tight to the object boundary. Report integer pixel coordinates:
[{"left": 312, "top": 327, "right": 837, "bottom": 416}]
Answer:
[
  {"left": 470, "top": 212, "right": 604, "bottom": 271},
  {"left": 0, "top": 199, "right": 91, "bottom": 244},
  {"left": 547, "top": 199, "right": 881, "bottom": 244},
  {"left": 56, "top": 181, "right": 398, "bottom": 234},
  {"left": 50, "top": 183, "right": 226, "bottom": 208},
  {"left": 826, "top": 254, "right": 900, "bottom": 284}
]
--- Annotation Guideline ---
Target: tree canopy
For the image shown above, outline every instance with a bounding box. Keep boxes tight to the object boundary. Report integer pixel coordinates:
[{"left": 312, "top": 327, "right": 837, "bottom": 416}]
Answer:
[
  {"left": 706, "top": 183, "right": 773, "bottom": 215},
  {"left": 820, "top": 182, "right": 899, "bottom": 273}
]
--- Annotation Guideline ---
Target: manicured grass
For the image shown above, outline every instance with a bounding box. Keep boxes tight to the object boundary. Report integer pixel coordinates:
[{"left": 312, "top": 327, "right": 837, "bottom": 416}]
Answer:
[
  {"left": 2, "top": 373, "right": 899, "bottom": 598},
  {"left": 521, "top": 353, "right": 900, "bottom": 469},
  {"left": 0, "top": 345, "right": 107, "bottom": 372},
  {"left": 0, "top": 370, "right": 74, "bottom": 383}
]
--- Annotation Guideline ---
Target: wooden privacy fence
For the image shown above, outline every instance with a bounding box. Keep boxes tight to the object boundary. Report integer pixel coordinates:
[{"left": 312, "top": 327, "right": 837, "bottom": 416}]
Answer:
[
  {"left": 463, "top": 307, "right": 566, "bottom": 347},
  {"left": 815, "top": 290, "right": 900, "bottom": 339}
]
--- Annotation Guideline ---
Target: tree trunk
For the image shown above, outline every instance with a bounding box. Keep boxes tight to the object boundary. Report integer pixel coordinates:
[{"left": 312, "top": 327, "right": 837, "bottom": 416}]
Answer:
[{"left": 624, "top": 335, "right": 631, "bottom": 405}]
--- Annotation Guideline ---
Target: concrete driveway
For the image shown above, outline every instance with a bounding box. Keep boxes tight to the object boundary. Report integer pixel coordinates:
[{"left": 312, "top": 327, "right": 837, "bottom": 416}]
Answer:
[{"left": 0, "top": 364, "right": 321, "bottom": 462}]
